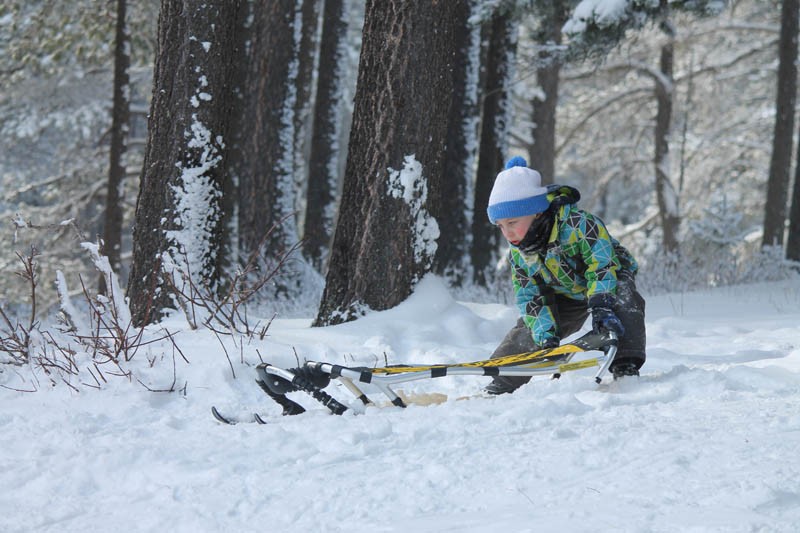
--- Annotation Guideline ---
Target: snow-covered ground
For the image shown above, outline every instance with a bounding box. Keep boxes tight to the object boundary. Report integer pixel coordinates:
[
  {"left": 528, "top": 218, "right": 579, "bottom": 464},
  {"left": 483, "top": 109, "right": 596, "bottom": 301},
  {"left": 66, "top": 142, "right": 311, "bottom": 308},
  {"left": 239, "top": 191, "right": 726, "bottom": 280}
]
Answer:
[{"left": 2, "top": 276, "right": 800, "bottom": 532}]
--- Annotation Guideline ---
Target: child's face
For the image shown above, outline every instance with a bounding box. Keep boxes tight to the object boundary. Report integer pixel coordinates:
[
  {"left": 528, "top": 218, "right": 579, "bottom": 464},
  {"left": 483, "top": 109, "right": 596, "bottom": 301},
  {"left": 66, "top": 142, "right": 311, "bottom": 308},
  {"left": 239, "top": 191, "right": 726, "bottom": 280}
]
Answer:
[{"left": 496, "top": 213, "right": 540, "bottom": 245}]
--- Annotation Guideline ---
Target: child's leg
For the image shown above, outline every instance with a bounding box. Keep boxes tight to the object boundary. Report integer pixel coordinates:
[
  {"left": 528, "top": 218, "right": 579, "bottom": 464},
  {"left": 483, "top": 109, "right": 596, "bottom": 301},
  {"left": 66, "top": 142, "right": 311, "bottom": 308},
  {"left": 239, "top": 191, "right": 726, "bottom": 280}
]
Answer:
[
  {"left": 485, "top": 318, "right": 536, "bottom": 393},
  {"left": 611, "top": 274, "right": 647, "bottom": 371},
  {"left": 485, "top": 298, "right": 589, "bottom": 394},
  {"left": 552, "top": 295, "right": 590, "bottom": 337}
]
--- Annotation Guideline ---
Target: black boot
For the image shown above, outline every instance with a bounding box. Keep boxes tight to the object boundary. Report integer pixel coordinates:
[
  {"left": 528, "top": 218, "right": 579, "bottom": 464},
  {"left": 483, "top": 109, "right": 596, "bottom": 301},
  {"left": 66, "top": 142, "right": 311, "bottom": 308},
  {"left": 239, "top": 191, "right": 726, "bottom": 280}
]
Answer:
[
  {"left": 610, "top": 360, "right": 640, "bottom": 380},
  {"left": 484, "top": 376, "right": 529, "bottom": 395}
]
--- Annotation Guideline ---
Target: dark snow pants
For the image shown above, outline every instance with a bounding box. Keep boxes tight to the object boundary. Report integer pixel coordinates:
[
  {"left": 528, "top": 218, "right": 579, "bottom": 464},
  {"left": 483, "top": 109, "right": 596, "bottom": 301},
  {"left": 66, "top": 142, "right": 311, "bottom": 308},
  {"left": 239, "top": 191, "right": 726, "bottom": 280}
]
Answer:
[{"left": 488, "top": 274, "right": 646, "bottom": 392}]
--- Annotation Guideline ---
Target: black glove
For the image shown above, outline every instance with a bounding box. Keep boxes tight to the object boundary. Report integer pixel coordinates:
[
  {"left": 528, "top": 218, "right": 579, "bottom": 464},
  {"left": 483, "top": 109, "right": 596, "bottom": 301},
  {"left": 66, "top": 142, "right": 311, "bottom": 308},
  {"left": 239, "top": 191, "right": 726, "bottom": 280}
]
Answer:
[
  {"left": 591, "top": 307, "right": 625, "bottom": 337},
  {"left": 538, "top": 337, "right": 560, "bottom": 350}
]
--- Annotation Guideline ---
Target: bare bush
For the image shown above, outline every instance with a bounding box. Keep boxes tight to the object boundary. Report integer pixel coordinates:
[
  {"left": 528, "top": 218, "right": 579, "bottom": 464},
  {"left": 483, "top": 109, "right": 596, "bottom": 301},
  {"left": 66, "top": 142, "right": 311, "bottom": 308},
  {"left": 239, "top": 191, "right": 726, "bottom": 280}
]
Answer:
[
  {"left": 1, "top": 233, "right": 188, "bottom": 392},
  {"left": 0, "top": 246, "right": 41, "bottom": 366},
  {"left": 161, "top": 220, "right": 301, "bottom": 337}
]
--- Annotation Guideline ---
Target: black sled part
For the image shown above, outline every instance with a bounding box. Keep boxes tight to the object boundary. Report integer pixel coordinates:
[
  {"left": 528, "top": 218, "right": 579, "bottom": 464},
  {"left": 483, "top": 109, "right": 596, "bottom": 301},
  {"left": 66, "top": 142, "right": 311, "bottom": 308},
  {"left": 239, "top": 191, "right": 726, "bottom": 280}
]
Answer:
[
  {"left": 211, "top": 406, "right": 236, "bottom": 424},
  {"left": 256, "top": 363, "right": 347, "bottom": 416},
  {"left": 211, "top": 406, "right": 272, "bottom": 425},
  {"left": 258, "top": 363, "right": 331, "bottom": 395},
  {"left": 255, "top": 378, "right": 306, "bottom": 416},
  {"left": 570, "top": 331, "right": 618, "bottom": 354},
  {"left": 257, "top": 365, "right": 295, "bottom": 395}
]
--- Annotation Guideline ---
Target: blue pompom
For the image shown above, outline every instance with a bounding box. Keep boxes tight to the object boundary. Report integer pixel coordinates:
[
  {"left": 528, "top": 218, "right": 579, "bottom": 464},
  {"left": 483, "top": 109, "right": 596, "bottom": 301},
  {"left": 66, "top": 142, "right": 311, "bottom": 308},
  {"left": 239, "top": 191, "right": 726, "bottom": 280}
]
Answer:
[{"left": 505, "top": 156, "right": 528, "bottom": 170}]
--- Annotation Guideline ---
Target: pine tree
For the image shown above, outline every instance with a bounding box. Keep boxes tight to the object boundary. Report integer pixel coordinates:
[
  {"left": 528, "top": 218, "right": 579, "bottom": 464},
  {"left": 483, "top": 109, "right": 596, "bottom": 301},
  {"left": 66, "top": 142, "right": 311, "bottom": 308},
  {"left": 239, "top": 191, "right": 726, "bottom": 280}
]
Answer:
[
  {"left": 100, "top": 0, "right": 131, "bottom": 295},
  {"left": 128, "top": 1, "right": 242, "bottom": 325},
  {"left": 433, "top": 0, "right": 481, "bottom": 285},
  {"left": 236, "top": 0, "right": 306, "bottom": 299},
  {"left": 763, "top": 0, "right": 798, "bottom": 248},
  {"left": 471, "top": 6, "right": 518, "bottom": 286},
  {"left": 314, "top": 0, "right": 459, "bottom": 326},
  {"left": 303, "top": 0, "right": 350, "bottom": 273}
]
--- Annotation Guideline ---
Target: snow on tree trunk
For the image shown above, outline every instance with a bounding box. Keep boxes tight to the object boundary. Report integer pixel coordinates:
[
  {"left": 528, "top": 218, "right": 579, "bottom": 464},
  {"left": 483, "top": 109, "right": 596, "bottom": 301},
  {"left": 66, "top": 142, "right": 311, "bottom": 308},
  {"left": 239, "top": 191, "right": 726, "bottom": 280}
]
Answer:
[
  {"left": 313, "top": 0, "right": 458, "bottom": 327},
  {"left": 128, "top": 1, "right": 241, "bottom": 326},
  {"left": 471, "top": 8, "right": 518, "bottom": 286},
  {"left": 387, "top": 156, "right": 440, "bottom": 268}
]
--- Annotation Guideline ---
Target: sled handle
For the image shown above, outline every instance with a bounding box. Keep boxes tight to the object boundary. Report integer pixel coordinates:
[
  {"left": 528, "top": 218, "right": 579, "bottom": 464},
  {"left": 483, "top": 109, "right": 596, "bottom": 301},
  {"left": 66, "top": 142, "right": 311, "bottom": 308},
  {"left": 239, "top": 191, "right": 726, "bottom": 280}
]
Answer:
[{"left": 593, "top": 331, "right": 618, "bottom": 383}]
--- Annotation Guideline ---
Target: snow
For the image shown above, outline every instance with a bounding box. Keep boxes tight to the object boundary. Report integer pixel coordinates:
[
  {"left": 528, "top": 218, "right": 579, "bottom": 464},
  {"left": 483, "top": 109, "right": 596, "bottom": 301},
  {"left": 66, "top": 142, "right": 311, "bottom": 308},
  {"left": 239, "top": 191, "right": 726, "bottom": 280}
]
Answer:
[
  {"left": 3, "top": 275, "right": 800, "bottom": 532},
  {"left": 166, "top": 66, "right": 224, "bottom": 284},
  {"left": 387, "top": 155, "right": 440, "bottom": 269},
  {"left": 78, "top": 242, "right": 132, "bottom": 328},
  {"left": 564, "top": 0, "right": 631, "bottom": 35}
]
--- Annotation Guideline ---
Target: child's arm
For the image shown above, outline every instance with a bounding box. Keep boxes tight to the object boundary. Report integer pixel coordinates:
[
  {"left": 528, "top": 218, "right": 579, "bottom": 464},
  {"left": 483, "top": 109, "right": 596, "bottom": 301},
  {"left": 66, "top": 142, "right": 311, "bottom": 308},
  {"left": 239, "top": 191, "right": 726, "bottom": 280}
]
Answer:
[
  {"left": 512, "top": 262, "right": 559, "bottom": 346},
  {"left": 574, "top": 211, "right": 621, "bottom": 306}
]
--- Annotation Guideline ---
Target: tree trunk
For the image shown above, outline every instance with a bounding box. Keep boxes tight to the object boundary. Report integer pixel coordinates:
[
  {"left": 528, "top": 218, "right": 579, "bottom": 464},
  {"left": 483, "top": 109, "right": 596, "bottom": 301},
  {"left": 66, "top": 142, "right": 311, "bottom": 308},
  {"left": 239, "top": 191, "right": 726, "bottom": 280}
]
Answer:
[
  {"left": 237, "top": 0, "right": 305, "bottom": 296},
  {"left": 433, "top": 0, "right": 480, "bottom": 285},
  {"left": 218, "top": 2, "right": 253, "bottom": 279},
  {"left": 787, "top": 38, "right": 800, "bottom": 262},
  {"left": 528, "top": 0, "right": 568, "bottom": 186},
  {"left": 314, "top": 0, "right": 458, "bottom": 326},
  {"left": 303, "top": 0, "right": 348, "bottom": 273},
  {"left": 293, "top": 0, "right": 321, "bottom": 226},
  {"left": 763, "top": 0, "right": 799, "bottom": 248},
  {"left": 654, "top": 38, "right": 680, "bottom": 255},
  {"left": 100, "top": 0, "right": 130, "bottom": 295},
  {"left": 471, "top": 8, "right": 517, "bottom": 286},
  {"left": 530, "top": 63, "right": 559, "bottom": 186},
  {"left": 128, "top": 0, "right": 242, "bottom": 326},
  {"left": 787, "top": 146, "right": 800, "bottom": 260},
  {"left": 788, "top": 0, "right": 800, "bottom": 261}
]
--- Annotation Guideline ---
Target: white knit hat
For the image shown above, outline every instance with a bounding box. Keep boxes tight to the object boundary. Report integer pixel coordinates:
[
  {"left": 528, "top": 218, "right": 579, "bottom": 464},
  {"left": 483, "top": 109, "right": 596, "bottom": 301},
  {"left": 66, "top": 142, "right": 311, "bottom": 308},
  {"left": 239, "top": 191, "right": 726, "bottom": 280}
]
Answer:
[{"left": 487, "top": 156, "right": 550, "bottom": 224}]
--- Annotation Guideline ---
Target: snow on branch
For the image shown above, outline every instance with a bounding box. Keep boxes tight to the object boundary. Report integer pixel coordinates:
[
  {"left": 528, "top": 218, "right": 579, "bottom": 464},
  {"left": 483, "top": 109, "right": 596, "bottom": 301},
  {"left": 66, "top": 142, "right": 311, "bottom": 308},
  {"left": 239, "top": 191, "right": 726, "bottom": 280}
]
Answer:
[{"left": 80, "top": 241, "right": 132, "bottom": 328}]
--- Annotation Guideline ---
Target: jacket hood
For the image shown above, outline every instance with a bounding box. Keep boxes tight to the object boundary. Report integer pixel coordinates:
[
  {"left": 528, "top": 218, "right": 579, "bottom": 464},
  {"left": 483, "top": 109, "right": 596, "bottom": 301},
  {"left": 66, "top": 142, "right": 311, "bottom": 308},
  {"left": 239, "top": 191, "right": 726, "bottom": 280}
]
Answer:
[{"left": 546, "top": 185, "right": 580, "bottom": 208}]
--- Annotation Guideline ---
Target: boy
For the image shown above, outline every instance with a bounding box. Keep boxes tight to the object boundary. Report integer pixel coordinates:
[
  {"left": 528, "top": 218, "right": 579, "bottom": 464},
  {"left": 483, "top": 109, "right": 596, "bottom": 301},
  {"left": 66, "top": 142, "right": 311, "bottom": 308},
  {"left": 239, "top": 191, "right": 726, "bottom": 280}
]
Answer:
[{"left": 485, "top": 156, "right": 646, "bottom": 394}]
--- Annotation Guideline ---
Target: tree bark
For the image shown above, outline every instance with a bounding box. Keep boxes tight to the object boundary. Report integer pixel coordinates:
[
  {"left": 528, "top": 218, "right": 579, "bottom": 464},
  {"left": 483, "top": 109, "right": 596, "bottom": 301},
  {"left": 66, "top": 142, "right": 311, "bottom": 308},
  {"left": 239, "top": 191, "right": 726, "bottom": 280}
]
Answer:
[
  {"left": 654, "top": 38, "right": 681, "bottom": 255},
  {"left": 787, "top": 3, "right": 800, "bottom": 262},
  {"left": 528, "top": 0, "right": 568, "bottom": 186},
  {"left": 433, "top": 0, "right": 479, "bottom": 285},
  {"left": 293, "top": 0, "right": 321, "bottom": 224},
  {"left": 314, "top": 0, "right": 458, "bottom": 326},
  {"left": 788, "top": 153, "right": 800, "bottom": 260},
  {"left": 218, "top": 2, "right": 253, "bottom": 279},
  {"left": 787, "top": 147, "right": 800, "bottom": 260},
  {"left": 237, "top": 0, "right": 306, "bottom": 297},
  {"left": 100, "top": 0, "right": 131, "bottom": 294},
  {"left": 238, "top": 1, "right": 300, "bottom": 251},
  {"left": 471, "top": 8, "right": 517, "bottom": 286},
  {"left": 128, "top": 0, "right": 242, "bottom": 325},
  {"left": 303, "top": 0, "right": 348, "bottom": 273},
  {"left": 763, "top": 0, "right": 799, "bottom": 248}
]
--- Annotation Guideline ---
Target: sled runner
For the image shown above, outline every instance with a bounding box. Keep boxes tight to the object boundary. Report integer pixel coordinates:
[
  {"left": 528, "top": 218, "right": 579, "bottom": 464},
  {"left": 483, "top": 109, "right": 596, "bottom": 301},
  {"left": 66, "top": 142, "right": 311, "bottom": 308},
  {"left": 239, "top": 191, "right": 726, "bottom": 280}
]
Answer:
[{"left": 253, "top": 330, "right": 619, "bottom": 416}]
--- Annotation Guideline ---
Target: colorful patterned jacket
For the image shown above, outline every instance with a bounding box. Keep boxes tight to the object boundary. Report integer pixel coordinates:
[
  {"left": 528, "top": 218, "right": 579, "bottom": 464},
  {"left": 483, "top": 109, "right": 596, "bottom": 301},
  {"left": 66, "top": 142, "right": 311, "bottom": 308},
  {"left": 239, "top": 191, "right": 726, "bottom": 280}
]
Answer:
[{"left": 508, "top": 185, "right": 638, "bottom": 346}]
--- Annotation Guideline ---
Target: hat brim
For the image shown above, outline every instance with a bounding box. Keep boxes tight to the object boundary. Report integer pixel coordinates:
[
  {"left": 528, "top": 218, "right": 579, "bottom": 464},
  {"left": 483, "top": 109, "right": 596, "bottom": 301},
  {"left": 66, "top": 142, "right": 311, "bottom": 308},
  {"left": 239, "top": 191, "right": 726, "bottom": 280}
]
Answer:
[{"left": 487, "top": 194, "right": 550, "bottom": 224}]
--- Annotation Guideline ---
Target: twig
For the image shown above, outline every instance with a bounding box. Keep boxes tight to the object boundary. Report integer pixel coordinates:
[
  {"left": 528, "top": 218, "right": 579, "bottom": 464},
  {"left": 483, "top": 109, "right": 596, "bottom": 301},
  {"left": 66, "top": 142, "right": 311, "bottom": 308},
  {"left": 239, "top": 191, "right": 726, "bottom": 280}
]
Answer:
[
  {"left": 211, "top": 328, "right": 236, "bottom": 379},
  {"left": 0, "top": 383, "right": 38, "bottom": 392}
]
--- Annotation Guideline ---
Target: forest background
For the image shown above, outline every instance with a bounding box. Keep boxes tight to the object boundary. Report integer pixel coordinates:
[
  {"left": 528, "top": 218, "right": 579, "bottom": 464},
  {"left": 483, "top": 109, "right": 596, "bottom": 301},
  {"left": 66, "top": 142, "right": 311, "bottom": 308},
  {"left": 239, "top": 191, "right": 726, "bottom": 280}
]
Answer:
[{"left": 2, "top": 0, "right": 800, "bottom": 380}]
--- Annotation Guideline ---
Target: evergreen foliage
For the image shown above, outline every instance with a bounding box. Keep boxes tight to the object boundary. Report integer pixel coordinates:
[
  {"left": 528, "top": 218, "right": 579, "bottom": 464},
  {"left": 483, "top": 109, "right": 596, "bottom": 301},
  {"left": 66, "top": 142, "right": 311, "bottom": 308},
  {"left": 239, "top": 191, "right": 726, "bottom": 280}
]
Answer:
[{"left": 562, "top": 0, "right": 728, "bottom": 60}]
